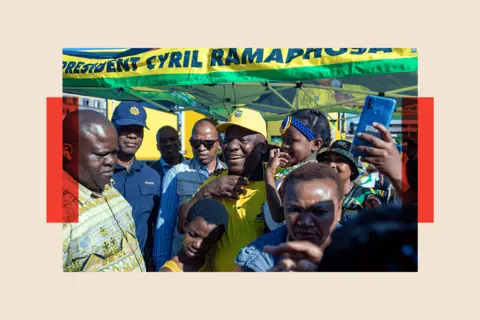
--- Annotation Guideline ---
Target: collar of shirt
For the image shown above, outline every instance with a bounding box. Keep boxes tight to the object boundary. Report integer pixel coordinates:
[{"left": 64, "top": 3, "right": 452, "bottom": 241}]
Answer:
[
  {"left": 63, "top": 170, "right": 112, "bottom": 205},
  {"left": 115, "top": 158, "right": 143, "bottom": 172},
  {"left": 160, "top": 156, "right": 187, "bottom": 173},
  {"left": 192, "top": 157, "right": 225, "bottom": 176}
]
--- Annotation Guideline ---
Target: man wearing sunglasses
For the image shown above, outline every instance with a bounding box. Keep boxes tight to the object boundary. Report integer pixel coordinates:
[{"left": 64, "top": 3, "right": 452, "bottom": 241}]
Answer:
[{"left": 153, "top": 119, "right": 226, "bottom": 271}]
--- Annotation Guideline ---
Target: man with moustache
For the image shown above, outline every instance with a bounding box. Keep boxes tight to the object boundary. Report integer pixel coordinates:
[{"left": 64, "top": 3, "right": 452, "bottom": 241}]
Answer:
[
  {"left": 153, "top": 118, "right": 226, "bottom": 270},
  {"left": 177, "top": 108, "right": 268, "bottom": 272},
  {"left": 62, "top": 110, "right": 146, "bottom": 272},
  {"left": 111, "top": 102, "right": 161, "bottom": 269}
]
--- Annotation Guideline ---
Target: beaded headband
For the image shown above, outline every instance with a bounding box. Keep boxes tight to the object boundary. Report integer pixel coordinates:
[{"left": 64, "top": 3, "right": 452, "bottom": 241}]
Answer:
[{"left": 280, "top": 116, "right": 315, "bottom": 141}]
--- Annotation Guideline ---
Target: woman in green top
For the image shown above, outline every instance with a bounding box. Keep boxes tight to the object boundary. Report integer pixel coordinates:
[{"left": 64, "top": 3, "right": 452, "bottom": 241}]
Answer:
[{"left": 317, "top": 140, "right": 385, "bottom": 224}]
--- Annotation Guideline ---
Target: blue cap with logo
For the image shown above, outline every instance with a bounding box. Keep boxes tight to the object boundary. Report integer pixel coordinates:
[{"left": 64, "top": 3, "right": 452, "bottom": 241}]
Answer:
[{"left": 111, "top": 101, "right": 149, "bottom": 129}]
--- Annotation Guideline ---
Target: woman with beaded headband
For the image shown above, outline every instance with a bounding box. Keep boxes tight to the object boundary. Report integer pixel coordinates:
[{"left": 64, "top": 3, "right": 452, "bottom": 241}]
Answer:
[{"left": 264, "top": 108, "right": 332, "bottom": 232}]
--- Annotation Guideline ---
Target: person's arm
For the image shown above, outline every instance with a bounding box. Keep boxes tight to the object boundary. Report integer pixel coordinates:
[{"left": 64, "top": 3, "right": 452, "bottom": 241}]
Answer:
[
  {"left": 177, "top": 181, "right": 220, "bottom": 234},
  {"left": 265, "top": 149, "right": 289, "bottom": 223},
  {"left": 153, "top": 170, "right": 179, "bottom": 271},
  {"left": 177, "top": 192, "right": 202, "bottom": 235},
  {"left": 353, "top": 123, "right": 409, "bottom": 202},
  {"left": 177, "top": 175, "right": 248, "bottom": 234}
]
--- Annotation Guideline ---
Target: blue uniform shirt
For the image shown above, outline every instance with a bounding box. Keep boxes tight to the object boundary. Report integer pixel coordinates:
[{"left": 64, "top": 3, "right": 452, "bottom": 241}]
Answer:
[{"left": 113, "top": 159, "right": 161, "bottom": 254}]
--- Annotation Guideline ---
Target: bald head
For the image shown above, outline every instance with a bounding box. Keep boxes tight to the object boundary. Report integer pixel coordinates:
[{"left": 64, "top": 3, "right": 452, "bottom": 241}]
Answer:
[
  {"left": 192, "top": 118, "right": 218, "bottom": 135},
  {"left": 63, "top": 110, "right": 118, "bottom": 192},
  {"left": 63, "top": 110, "right": 117, "bottom": 145},
  {"left": 191, "top": 118, "right": 220, "bottom": 166}
]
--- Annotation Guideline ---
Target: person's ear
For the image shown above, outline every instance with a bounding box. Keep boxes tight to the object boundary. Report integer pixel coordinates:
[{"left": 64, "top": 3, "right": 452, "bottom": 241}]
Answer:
[
  {"left": 259, "top": 140, "right": 268, "bottom": 154},
  {"left": 63, "top": 143, "right": 73, "bottom": 161},
  {"left": 311, "top": 138, "right": 323, "bottom": 152}
]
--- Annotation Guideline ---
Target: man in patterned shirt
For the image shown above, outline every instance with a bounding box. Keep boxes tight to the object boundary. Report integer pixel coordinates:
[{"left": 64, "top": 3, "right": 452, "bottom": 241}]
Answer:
[{"left": 62, "top": 110, "right": 146, "bottom": 272}]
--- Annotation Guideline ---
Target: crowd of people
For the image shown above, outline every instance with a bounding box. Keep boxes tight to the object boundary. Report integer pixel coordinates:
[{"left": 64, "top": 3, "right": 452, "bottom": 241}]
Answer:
[{"left": 62, "top": 102, "right": 418, "bottom": 272}]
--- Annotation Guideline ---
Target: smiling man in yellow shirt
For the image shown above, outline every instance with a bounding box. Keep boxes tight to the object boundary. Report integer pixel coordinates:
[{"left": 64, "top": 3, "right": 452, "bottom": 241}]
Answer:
[{"left": 178, "top": 108, "right": 268, "bottom": 272}]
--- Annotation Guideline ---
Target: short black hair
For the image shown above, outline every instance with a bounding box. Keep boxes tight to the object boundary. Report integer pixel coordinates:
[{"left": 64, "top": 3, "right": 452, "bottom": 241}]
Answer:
[
  {"left": 318, "top": 204, "right": 418, "bottom": 271},
  {"left": 290, "top": 109, "right": 332, "bottom": 148},
  {"left": 156, "top": 125, "right": 178, "bottom": 143},
  {"left": 281, "top": 162, "right": 343, "bottom": 200},
  {"left": 186, "top": 199, "right": 229, "bottom": 229}
]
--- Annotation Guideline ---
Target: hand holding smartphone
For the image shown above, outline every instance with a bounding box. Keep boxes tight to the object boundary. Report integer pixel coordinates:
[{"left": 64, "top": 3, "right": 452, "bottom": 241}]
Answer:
[{"left": 350, "top": 95, "right": 396, "bottom": 158}]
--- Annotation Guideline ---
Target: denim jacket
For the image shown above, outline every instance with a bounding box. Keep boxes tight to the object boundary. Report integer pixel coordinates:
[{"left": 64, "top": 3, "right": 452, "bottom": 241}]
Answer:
[
  {"left": 235, "top": 226, "right": 288, "bottom": 272},
  {"left": 235, "top": 223, "right": 342, "bottom": 272}
]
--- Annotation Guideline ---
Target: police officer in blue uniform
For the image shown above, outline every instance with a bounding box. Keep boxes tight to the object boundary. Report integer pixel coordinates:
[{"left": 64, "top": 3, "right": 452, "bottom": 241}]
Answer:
[{"left": 111, "top": 102, "right": 161, "bottom": 271}]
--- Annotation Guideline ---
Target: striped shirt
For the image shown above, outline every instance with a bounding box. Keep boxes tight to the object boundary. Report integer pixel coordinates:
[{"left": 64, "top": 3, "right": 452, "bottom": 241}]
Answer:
[
  {"left": 149, "top": 156, "right": 189, "bottom": 186},
  {"left": 62, "top": 171, "right": 146, "bottom": 272}
]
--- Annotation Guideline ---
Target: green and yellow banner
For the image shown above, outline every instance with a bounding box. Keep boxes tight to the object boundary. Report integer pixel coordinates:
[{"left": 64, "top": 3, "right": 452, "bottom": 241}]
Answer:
[{"left": 63, "top": 48, "right": 418, "bottom": 88}]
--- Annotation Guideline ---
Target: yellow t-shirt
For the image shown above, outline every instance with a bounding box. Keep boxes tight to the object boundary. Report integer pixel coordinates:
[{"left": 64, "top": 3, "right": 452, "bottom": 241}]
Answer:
[
  {"left": 161, "top": 259, "right": 209, "bottom": 272},
  {"left": 199, "top": 171, "right": 267, "bottom": 272},
  {"left": 162, "top": 260, "right": 183, "bottom": 272}
]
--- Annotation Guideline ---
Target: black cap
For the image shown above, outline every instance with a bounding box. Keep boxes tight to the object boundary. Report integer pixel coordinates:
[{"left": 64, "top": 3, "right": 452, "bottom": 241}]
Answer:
[{"left": 317, "top": 140, "right": 360, "bottom": 181}]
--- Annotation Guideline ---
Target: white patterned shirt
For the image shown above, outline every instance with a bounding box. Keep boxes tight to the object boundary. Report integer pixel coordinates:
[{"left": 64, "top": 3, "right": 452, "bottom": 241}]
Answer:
[{"left": 62, "top": 171, "right": 146, "bottom": 272}]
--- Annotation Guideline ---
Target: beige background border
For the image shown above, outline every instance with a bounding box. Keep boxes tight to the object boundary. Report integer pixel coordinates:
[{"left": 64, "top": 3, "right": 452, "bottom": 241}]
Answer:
[{"left": 1, "top": 0, "right": 477, "bottom": 319}]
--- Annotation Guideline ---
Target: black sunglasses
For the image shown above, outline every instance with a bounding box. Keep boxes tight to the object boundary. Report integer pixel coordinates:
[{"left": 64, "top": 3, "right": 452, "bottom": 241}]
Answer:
[{"left": 189, "top": 139, "right": 218, "bottom": 150}]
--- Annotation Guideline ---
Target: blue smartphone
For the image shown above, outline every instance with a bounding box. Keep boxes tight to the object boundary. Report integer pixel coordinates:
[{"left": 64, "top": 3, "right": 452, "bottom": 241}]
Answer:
[{"left": 350, "top": 95, "right": 396, "bottom": 158}]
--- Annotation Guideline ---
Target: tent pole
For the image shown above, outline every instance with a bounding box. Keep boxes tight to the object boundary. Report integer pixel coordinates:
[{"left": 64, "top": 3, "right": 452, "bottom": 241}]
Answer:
[
  {"left": 63, "top": 87, "right": 116, "bottom": 91},
  {"left": 266, "top": 83, "right": 296, "bottom": 110},
  {"left": 233, "top": 82, "right": 294, "bottom": 87},
  {"left": 177, "top": 86, "right": 293, "bottom": 112},
  {"left": 242, "top": 103, "right": 292, "bottom": 113},
  {"left": 295, "top": 87, "right": 299, "bottom": 110},
  {"left": 299, "top": 87, "right": 334, "bottom": 120},
  {"left": 313, "top": 85, "right": 419, "bottom": 110},
  {"left": 300, "top": 84, "right": 416, "bottom": 98},
  {"left": 207, "top": 108, "right": 228, "bottom": 121},
  {"left": 384, "top": 85, "right": 418, "bottom": 94},
  {"left": 238, "top": 85, "right": 292, "bottom": 100}
]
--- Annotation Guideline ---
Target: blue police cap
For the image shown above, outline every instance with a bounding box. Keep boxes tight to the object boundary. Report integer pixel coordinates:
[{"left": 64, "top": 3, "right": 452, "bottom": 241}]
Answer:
[{"left": 111, "top": 101, "right": 149, "bottom": 129}]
